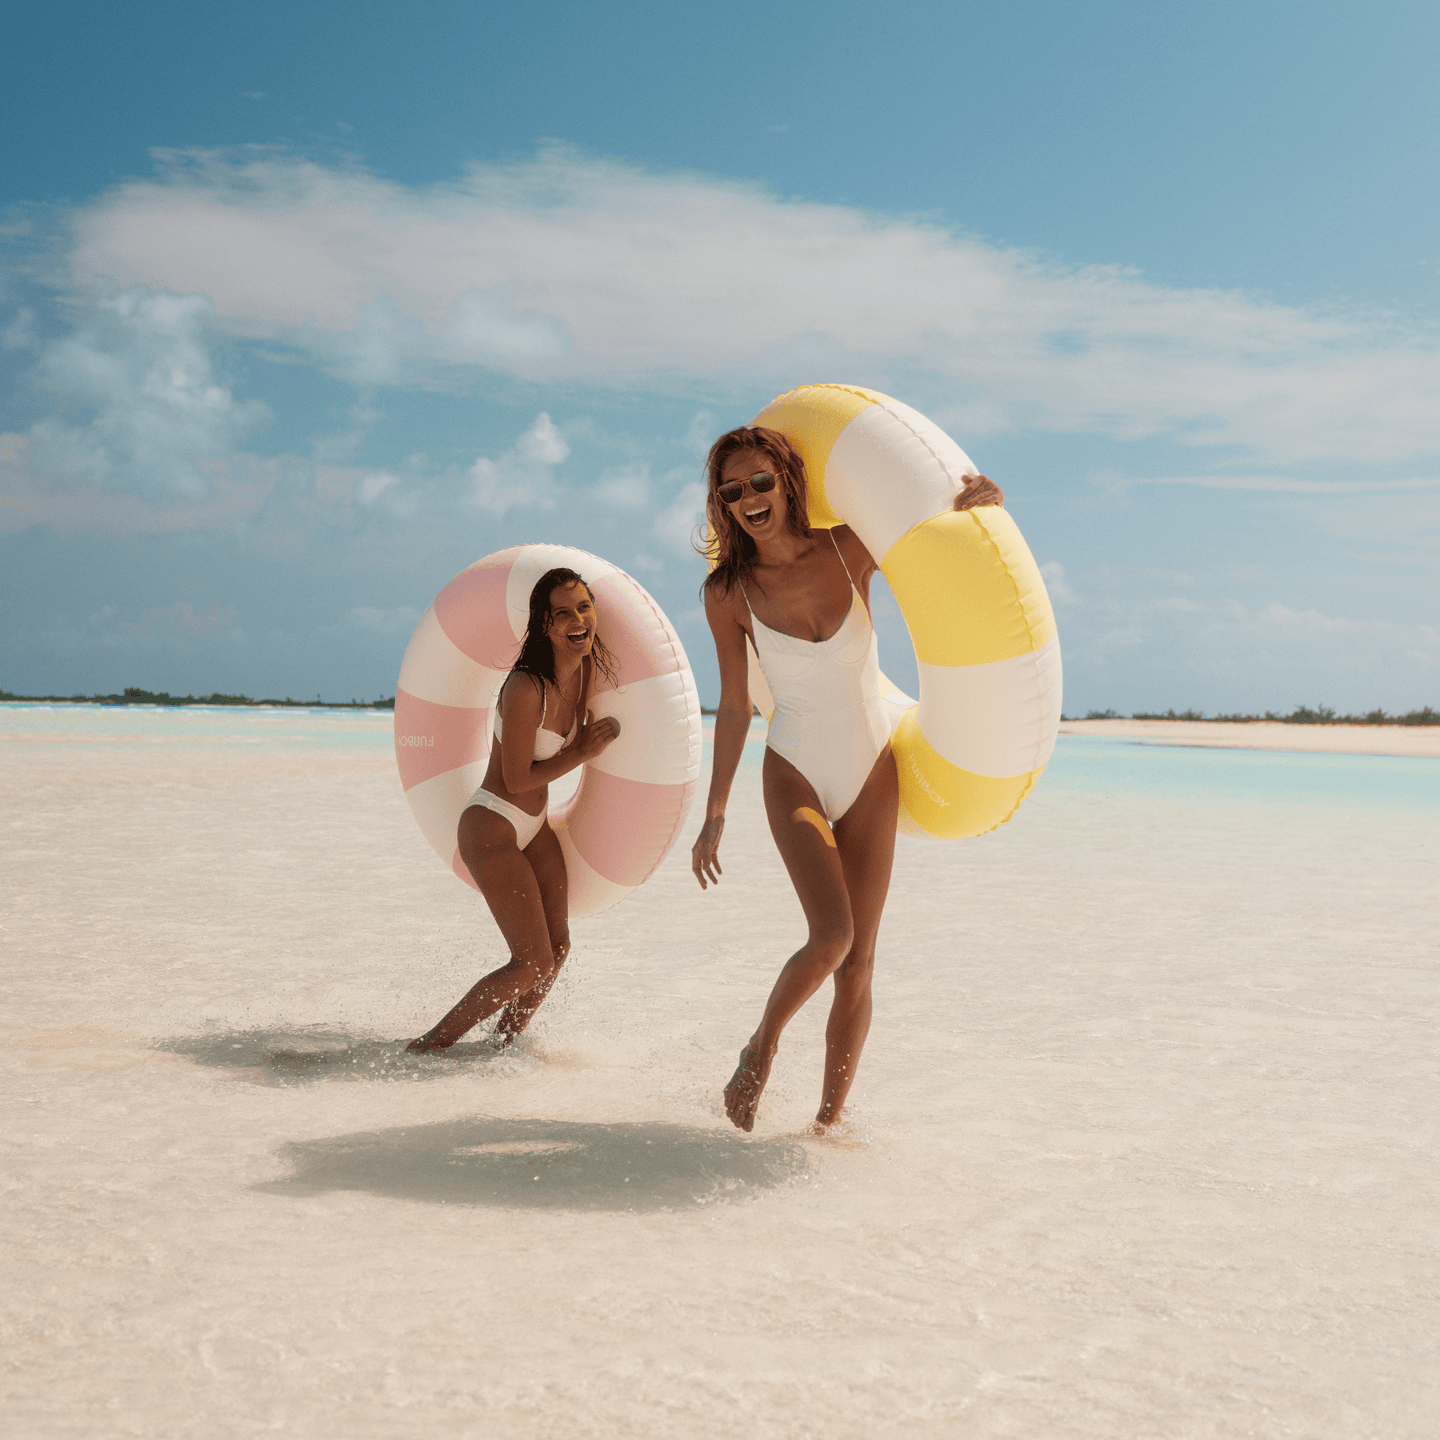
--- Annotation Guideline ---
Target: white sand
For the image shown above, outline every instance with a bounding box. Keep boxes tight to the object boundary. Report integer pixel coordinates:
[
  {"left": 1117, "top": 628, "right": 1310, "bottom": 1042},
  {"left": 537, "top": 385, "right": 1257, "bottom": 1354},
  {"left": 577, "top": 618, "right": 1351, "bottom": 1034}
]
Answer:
[
  {"left": 3, "top": 707, "right": 1438, "bottom": 1437},
  {"left": 1061, "top": 717, "right": 1440, "bottom": 757}
]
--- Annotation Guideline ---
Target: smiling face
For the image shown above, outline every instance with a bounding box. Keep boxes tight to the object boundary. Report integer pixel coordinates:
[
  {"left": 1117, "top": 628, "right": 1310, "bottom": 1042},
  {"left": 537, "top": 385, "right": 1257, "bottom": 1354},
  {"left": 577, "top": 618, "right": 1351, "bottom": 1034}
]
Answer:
[
  {"left": 717, "top": 447, "right": 785, "bottom": 541},
  {"left": 545, "top": 580, "right": 597, "bottom": 661}
]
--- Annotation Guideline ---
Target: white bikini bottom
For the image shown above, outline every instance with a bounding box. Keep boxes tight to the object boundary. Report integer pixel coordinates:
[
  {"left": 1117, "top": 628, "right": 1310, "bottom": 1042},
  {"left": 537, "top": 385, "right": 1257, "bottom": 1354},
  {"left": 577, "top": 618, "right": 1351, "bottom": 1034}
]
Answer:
[{"left": 464, "top": 787, "right": 547, "bottom": 850}]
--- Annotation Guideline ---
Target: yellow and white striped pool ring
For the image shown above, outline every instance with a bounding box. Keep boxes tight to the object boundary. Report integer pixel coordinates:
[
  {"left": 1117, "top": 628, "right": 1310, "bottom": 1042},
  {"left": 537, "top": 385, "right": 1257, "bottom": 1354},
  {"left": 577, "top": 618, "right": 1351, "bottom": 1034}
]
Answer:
[{"left": 749, "top": 384, "right": 1062, "bottom": 839}]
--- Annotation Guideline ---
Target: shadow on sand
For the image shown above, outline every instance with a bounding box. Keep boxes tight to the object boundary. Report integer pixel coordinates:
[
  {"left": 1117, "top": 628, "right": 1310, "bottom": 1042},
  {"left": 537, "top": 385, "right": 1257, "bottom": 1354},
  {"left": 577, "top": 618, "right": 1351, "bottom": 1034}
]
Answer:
[
  {"left": 256, "top": 1115, "right": 809, "bottom": 1212},
  {"left": 156, "top": 1027, "right": 504, "bottom": 1087}
]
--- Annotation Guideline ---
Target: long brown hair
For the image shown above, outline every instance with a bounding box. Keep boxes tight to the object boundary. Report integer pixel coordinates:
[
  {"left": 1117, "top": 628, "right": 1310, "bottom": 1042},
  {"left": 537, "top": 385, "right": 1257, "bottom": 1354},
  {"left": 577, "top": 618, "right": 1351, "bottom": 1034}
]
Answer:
[
  {"left": 699, "top": 425, "right": 813, "bottom": 597},
  {"left": 512, "top": 567, "right": 619, "bottom": 692}
]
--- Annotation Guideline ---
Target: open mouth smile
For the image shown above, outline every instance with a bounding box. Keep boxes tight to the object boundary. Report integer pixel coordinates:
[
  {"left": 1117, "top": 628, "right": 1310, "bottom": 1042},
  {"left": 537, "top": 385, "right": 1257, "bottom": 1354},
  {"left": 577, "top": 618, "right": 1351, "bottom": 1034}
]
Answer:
[{"left": 743, "top": 505, "right": 771, "bottom": 526}]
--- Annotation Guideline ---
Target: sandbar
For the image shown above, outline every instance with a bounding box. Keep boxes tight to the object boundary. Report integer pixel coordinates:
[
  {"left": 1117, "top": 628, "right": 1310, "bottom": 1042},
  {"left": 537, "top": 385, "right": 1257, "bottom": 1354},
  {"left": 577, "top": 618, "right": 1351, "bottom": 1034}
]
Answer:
[{"left": 1060, "top": 717, "right": 1440, "bottom": 757}]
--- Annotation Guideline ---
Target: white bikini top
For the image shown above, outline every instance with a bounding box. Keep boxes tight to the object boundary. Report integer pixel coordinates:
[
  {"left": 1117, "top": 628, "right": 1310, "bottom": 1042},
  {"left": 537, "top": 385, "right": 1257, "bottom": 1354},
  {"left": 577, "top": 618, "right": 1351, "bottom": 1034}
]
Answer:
[
  {"left": 493, "top": 674, "right": 578, "bottom": 761},
  {"left": 740, "top": 533, "right": 882, "bottom": 716}
]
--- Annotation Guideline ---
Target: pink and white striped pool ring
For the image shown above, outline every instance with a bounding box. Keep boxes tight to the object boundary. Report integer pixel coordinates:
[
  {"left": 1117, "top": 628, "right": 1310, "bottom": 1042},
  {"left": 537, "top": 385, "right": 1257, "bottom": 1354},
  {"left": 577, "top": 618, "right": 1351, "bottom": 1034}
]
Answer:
[{"left": 393, "top": 544, "right": 702, "bottom": 918}]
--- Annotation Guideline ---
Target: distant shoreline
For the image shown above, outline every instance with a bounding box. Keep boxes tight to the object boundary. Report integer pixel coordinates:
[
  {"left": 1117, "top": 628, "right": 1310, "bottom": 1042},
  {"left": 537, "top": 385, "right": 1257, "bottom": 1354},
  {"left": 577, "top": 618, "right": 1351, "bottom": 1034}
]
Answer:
[
  {"left": 7, "top": 691, "right": 1435, "bottom": 732},
  {"left": 1065, "top": 705, "right": 1438, "bottom": 727},
  {"left": 1061, "top": 718, "right": 1440, "bottom": 758},
  {"left": 1, "top": 687, "right": 395, "bottom": 711}
]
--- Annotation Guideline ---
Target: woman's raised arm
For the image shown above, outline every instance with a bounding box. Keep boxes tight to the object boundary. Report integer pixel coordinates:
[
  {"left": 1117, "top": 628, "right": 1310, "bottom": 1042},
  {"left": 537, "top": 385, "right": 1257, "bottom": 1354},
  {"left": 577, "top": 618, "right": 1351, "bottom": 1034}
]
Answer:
[
  {"left": 497, "top": 674, "right": 547, "bottom": 794},
  {"left": 498, "top": 670, "right": 616, "bottom": 795}
]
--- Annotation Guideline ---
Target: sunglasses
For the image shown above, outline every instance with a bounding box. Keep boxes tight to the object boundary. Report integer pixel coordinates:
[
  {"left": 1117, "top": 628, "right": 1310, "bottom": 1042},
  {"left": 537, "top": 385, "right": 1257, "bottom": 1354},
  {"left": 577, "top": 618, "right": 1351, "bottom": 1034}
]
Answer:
[{"left": 716, "top": 472, "right": 778, "bottom": 505}]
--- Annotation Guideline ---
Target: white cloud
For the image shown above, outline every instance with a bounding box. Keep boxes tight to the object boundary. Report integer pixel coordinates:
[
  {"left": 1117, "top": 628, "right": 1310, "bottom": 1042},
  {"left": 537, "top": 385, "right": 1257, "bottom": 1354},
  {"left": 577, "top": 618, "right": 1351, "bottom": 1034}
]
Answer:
[
  {"left": 20, "top": 287, "right": 267, "bottom": 498},
  {"left": 351, "top": 468, "right": 419, "bottom": 517},
  {"left": 3, "top": 305, "right": 37, "bottom": 349},
  {"left": 1251, "top": 600, "right": 1438, "bottom": 654},
  {"left": 652, "top": 479, "right": 707, "bottom": 556},
  {"left": 1061, "top": 585, "right": 1440, "bottom": 711},
  {"left": 33, "top": 598, "right": 239, "bottom": 650},
  {"left": 341, "top": 604, "right": 422, "bottom": 635},
  {"left": 1039, "top": 560, "right": 1074, "bottom": 605},
  {"left": 356, "top": 471, "right": 399, "bottom": 505},
  {"left": 443, "top": 286, "right": 567, "bottom": 361},
  {"left": 301, "top": 295, "right": 429, "bottom": 388},
  {"left": 130, "top": 600, "right": 237, "bottom": 640},
  {"left": 58, "top": 148, "right": 1440, "bottom": 465},
  {"left": 595, "top": 462, "right": 651, "bottom": 509},
  {"left": 0, "top": 430, "right": 274, "bottom": 537},
  {"left": 684, "top": 409, "right": 718, "bottom": 456},
  {"left": 465, "top": 412, "right": 570, "bottom": 514},
  {"left": 1122, "top": 474, "right": 1440, "bottom": 493}
]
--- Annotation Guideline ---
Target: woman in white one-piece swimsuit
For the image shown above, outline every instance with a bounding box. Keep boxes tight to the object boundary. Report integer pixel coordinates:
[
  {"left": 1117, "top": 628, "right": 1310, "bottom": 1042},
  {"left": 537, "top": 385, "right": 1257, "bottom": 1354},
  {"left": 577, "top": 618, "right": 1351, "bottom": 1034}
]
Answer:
[
  {"left": 740, "top": 531, "right": 891, "bottom": 826},
  {"left": 692, "top": 425, "right": 1004, "bottom": 1132},
  {"left": 408, "top": 567, "right": 620, "bottom": 1054}
]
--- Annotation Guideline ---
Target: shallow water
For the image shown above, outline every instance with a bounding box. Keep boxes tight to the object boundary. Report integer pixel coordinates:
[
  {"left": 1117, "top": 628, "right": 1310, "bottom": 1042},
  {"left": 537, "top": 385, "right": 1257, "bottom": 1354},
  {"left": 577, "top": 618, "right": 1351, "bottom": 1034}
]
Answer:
[
  {"left": 1048, "top": 732, "right": 1440, "bottom": 810},
  {"left": 3, "top": 706, "right": 1437, "bottom": 1437},
  {"left": 14, "top": 699, "right": 1431, "bottom": 810},
  {"left": 0, "top": 699, "right": 392, "bottom": 749}
]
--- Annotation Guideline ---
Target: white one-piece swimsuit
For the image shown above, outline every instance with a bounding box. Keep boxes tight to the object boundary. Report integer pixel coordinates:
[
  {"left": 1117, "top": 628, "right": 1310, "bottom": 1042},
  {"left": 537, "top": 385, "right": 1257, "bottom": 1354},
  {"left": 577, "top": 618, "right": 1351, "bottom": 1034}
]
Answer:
[
  {"left": 741, "top": 535, "right": 891, "bottom": 823},
  {"left": 464, "top": 679, "right": 576, "bottom": 850}
]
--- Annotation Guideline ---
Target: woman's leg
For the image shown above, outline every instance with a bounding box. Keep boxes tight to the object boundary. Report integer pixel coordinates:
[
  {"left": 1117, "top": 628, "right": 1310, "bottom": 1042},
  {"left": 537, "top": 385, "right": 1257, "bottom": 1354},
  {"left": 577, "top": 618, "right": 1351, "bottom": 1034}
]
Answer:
[
  {"left": 816, "top": 748, "right": 898, "bottom": 1128},
  {"left": 406, "top": 806, "right": 561, "bottom": 1052},
  {"left": 723, "top": 750, "right": 856, "bottom": 1131},
  {"left": 493, "top": 823, "right": 571, "bottom": 1046}
]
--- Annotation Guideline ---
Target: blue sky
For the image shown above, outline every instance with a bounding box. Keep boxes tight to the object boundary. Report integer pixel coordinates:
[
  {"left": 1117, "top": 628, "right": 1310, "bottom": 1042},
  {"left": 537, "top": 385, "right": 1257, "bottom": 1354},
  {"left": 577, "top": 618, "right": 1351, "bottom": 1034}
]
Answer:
[{"left": 3, "top": 0, "right": 1437, "bottom": 711}]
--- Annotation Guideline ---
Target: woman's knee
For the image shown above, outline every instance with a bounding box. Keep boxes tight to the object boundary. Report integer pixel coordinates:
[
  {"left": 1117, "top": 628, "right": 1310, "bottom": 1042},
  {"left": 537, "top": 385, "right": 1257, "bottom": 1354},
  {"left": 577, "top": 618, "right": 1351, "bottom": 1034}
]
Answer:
[
  {"left": 832, "top": 946, "right": 875, "bottom": 992},
  {"left": 506, "top": 954, "right": 547, "bottom": 994},
  {"left": 537, "top": 940, "right": 569, "bottom": 985},
  {"left": 809, "top": 916, "right": 855, "bottom": 972},
  {"left": 524, "top": 935, "right": 569, "bottom": 989}
]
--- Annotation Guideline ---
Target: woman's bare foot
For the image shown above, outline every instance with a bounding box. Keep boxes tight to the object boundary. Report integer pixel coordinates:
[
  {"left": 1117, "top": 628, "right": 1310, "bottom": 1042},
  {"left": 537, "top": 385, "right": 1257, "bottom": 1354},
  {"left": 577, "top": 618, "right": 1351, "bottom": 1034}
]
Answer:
[
  {"left": 405, "top": 1032, "right": 450, "bottom": 1054},
  {"left": 724, "top": 1043, "right": 774, "bottom": 1132}
]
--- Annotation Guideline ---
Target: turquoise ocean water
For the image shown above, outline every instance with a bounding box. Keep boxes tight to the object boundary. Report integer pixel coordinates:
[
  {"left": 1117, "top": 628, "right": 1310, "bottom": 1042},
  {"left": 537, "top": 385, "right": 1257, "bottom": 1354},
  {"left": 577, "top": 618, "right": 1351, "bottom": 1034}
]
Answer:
[
  {"left": 0, "top": 702, "right": 391, "bottom": 751},
  {"left": 1042, "top": 733, "right": 1440, "bottom": 811},
  {"left": 724, "top": 717, "right": 1439, "bottom": 812},
  {"left": 4, "top": 703, "right": 1435, "bottom": 811}
]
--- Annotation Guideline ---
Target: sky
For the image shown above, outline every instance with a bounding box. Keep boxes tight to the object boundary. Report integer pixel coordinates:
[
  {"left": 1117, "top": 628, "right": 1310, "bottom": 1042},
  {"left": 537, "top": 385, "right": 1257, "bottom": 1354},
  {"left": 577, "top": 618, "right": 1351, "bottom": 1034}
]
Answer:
[{"left": 2, "top": 0, "right": 1437, "bottom": 713}]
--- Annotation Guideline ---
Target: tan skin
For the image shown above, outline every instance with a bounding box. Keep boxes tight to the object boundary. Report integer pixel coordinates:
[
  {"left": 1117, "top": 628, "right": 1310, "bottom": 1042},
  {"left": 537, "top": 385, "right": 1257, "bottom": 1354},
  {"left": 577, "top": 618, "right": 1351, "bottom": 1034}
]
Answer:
[
  {"left": 407, "top": 581, "right": 620, "bottom": 1053},
  {"left": 692, "top": 449, "right": 1003, "bottom": 1131}
]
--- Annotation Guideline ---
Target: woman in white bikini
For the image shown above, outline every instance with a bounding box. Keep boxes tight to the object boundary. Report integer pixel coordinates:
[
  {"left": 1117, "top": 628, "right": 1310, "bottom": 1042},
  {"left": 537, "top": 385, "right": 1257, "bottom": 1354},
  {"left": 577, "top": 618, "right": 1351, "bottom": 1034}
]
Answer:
[
  {"left": 692, "top": 427, "right": 1001, "bottom": 1131},
  {"left": 408, "top": 568, "right": 620, "bottom": 1053}
]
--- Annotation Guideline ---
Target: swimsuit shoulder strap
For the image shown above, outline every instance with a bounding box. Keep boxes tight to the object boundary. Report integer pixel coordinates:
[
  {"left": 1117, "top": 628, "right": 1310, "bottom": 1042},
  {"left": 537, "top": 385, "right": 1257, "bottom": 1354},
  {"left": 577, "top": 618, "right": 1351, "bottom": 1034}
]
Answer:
[
  {"left": 566, "top": 659, "right": 583, "bottom": 739},
  {"left": 829, "top": 528, "right": 858, "bottom": 591}
]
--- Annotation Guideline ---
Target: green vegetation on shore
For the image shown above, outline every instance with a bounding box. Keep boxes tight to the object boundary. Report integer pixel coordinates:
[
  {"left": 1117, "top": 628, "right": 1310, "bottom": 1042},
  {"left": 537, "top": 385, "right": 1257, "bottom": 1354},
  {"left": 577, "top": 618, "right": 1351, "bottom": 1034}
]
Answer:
[
  {"left": 1, "top": 686, "right": 395, "bottom": 710},
  {"left": 1069, "top": 705, "right": 1439, "bottom": 726}
]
